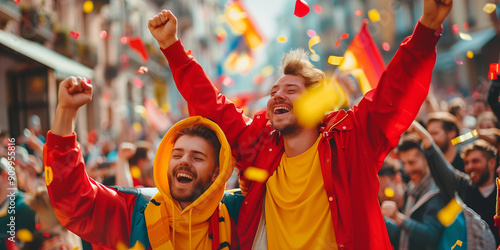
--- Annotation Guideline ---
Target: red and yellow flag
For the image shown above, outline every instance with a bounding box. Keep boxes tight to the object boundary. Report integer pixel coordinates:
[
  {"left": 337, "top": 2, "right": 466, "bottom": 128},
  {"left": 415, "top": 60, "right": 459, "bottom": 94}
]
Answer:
[{"left": 339, "top": 20, "right": 385, "bottom": 94}]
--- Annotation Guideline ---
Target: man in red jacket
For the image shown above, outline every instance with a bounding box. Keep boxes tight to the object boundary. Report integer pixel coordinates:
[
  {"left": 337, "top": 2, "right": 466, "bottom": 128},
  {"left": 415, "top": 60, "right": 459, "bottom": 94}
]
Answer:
[{"left": 149, "top": 0, "right": 453, "bottom": 248}]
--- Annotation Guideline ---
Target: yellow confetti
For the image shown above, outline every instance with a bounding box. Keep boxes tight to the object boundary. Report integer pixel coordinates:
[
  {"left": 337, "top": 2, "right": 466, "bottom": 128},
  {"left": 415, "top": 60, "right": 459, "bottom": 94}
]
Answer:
[
  {"left": 71, "top": 247, "right": 80, "bottom": 250},
  {"left": 133, "top": 122, "right": 142, "bottom": 132},
  {"left": 328, "top": 56, "right": 344, "bottom": 66},
  {"left": 277, "top": 36, "right": 287, "bottom": 43},
  {"left": 308, "top": 35, "right": 321, "bottom": 54},
  {"left": 451, "top": 239, "right": 463, "bottom": 250},
  {"left": 261, "top": 65, "right": 274, "bottom": 77},
  {"left": 83, "top": 0, "right": 94, "bottom": 13},
  {"left": 483, "top": 3, "right": 497, "bottom": 14},
  {"left": 384, "top": 187, "right": 395, "bottom": 198},
  {"left": 130, "top": 166, "right": 142, "bottom": 179},
  {"left": 45, "top": 166, "right": 53, "bottom": 186},
  {"left": 244, "top": 167, "right": 268, "bottom": 182},
  {"left": 466, "top": 51, "right": 474, "bottom": 59},
  {"left": 310, "top": 54, "right": 320, "bottom": 62},
  {"left": 437, "top": 198, "right": 462, "bottom": 226},
  {"left": 368, "top": 9, "right": 380, "bottom": 22},
  {"left": 459, "top": 32, "right": 472, "bottom": 41},
  {"left": 161, "top": 103, "right": 170, "bottom": 113},
  {"left": 17, "top": 229, "right": 33, "bottom": 242},
  {"left": 294, "top": 82, "right": 338, "bottom": 128},
  {"left": 117, "top": 241, "right": 145, "bottom": 250},
  {"left": 451, "top": 129, "right": 478, "bottom": 145}
]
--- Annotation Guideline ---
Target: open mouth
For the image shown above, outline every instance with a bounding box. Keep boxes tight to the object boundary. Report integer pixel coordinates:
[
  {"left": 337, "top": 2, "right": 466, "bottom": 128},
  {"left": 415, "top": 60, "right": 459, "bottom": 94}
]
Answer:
[
  {"left": 273, "top": 106, "right": 291, "bottom": 115},
  {"left": 469, "top": 172, "right": 476, "bottom": 178},
  {"left": 176, "top": 172, "right": 194, "bottom": 183}
]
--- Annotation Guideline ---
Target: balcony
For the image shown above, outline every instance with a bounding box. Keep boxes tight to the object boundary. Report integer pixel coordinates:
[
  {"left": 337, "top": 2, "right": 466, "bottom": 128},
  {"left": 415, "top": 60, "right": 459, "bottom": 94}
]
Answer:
[{"left": 19, "top": 7, "right": 53, "bottom": 44}]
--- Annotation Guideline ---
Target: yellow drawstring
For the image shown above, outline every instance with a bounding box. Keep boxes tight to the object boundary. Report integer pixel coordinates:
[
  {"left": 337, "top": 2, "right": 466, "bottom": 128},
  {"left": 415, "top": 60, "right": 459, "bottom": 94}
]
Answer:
[
  {"left": 189, "top": 209, "right": 193, "bottom": 250},
  {"left": 171, "top": 202, "right": 176, "bottom": 248}
]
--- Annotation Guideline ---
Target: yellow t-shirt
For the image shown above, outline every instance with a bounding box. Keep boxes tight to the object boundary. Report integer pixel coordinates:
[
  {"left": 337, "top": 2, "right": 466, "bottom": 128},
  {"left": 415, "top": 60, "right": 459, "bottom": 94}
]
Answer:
[{"left": 265, "top": 135, "right": 337, "bottom": 249}]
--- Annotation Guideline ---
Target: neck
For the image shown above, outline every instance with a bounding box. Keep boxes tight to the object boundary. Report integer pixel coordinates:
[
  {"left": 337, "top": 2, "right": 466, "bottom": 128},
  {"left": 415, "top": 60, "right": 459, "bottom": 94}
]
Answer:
[
  {"left": 479, "top": 176, "right": 495, "bottom": 189},
  {"left": 283, "top": 127, "right": 320, "bottom": 158},
  {"left": 444, "top": 144, "right": 457, "bottom": 163},
  {"left": 179, "top": 201, "right": 192, "bottom": 210}
]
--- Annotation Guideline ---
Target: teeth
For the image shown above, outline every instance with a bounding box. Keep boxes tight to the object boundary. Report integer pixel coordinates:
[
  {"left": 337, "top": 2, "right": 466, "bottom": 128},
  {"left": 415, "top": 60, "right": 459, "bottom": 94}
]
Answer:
[
  {"left": 273, "top": 107, "right": 290, "bottom": 112},
  {"left": 177, "top": 173, "right": 193, "bottom": 180},
  {"left": 470, "top": 172, "right": 475, "bottom": 178}
]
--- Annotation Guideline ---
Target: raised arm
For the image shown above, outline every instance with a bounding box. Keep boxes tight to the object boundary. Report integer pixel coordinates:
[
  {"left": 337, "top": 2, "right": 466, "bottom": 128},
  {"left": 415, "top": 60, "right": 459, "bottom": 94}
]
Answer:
[
  {"left": 44, "top": 77, "right": 136, "bottom": 248},
  {"left": 148, "top": 10, "right": 251, "bottom": 149}
]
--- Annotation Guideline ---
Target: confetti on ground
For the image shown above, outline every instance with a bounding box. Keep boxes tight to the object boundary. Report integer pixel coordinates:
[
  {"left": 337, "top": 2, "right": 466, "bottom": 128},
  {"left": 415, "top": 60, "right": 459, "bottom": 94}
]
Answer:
[
  {"left": 294, "top": 82, "right": 336, "bottom": 128},
  {"left": 294, "top": 0, "right": 310, "bottom": 18},
  {"left": 355, "top": 10, "right": 362, "bottom": 16},
  {"left": 313, "top": 4, "right": 323, "bottom": 14},
  {"left": 132, "top": 77, "right": 144, "bottom": 88},
  {"left": 382, "top": 42, "right": 390, "bottom": 51},
  {"left": 384, "top": 187, "right": 395, "bottom": 198},
  {"left": 307, "top": 29, "right": 317, "bottom": 38},
  {"left": 438, "top": 198, "right": 462, "bottom": 226},
  {"left": 261, "top": 65, "right": 274, "bottom": 77},
  {"left": 244, "top": 167, "right": 268, "bottom": 182},
  {"left": 459, "top": 32, "right": 472, "bottom": 41},
  {"left": 133, "top": 122, "right": 142, "bottom": 132},
  {"left": 311, "top": 53, "right": 320, "bottom": 62},
  {"left": 69, "top": 30, "right": 80, "bottom": 39},
  {"left": 328, "top": 56, "right": 344, "bottom": 65},
  {"left": 17, "top": 229, "right": 33, "bottom": 242},
  {"left": 483, "top": 3, "right": 497, "bottom": 14},
  {"left": 130, "top": 166, "right": 142, "bottom": 179},
  {"left": 453, "top": 56, "right": 463, "bottom": 65},
  {"left": 308, "top": 35, "right": 321, "bottom": 54},
  {"left": 451, "top": 129, "right": 478, "bottom": 145},
  {"left": 452, "top": 24, "right": 460, "bottom": 34},
  {"left": 368, "top": 9, "right": 380, "bottom": 22},
  {"left": 136, "top": 66, "right": 149, "bottom": 75},
  {"left": 277, "top": 36, "right": 287, "bottom": 43},
  {"left": 83, "top": 0, "right": 94, "bottom": 13},
  {"left": 466, "top": 51, "right": 474, "bottom": 59},
  {"left": 451, "top": 240, "right": 463, "bottom": 250}
]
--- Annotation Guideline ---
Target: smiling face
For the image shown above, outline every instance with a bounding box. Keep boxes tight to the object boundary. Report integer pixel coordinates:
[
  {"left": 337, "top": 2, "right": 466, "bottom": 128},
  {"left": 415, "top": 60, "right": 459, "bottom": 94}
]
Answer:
[
  {"left": 167, "top": 135, "right": 218, "bottom": 209},
  {"left": 266, "top": 75, "right": 307, "bottom": 135},
  {"left": 399, "top": 148, "right": 429, "bottom": 185},
  {"left": 464, "top": 150, "right": 494, "bottom": 187}
]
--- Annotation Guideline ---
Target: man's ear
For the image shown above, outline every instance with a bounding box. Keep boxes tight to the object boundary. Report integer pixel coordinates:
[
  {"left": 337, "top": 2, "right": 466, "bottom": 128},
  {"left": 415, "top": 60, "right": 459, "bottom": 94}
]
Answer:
[{"left": 211, "top": 167, "right": 220, "bottom": 182}]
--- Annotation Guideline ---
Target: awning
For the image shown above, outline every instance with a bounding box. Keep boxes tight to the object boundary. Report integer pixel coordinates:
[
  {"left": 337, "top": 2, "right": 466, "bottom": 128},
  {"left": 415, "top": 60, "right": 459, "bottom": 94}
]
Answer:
[
  {"left": 435, "top": 28, "right": 496, "bottom": 71},
  {"left": 0, "top": 29, "right": 94, "bottom": 79}
]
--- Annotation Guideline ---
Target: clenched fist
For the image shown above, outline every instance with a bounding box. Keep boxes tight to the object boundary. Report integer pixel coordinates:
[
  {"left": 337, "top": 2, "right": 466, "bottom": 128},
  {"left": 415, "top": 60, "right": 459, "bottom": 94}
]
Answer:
[
  {"left": 148, "top": 10, "right": 178, "bottom": 49},
  {"left": 58, "top": 76, "right": 93, "bottom": 110}
]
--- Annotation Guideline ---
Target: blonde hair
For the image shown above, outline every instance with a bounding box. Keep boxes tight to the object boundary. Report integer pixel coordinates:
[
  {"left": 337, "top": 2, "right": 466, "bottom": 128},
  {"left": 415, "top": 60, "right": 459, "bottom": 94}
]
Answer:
[{"left": 279, "top": 48, "right": 325, "bottom": 88}]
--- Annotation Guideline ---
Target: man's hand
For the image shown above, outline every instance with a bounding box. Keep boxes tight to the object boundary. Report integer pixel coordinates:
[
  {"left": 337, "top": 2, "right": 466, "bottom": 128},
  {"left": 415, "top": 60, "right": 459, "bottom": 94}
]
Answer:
[
  {"left": 421, "top": 0, "right": 453, "bottom": 30},
  {"left": 148, "top": 10, "right": 178, "bottom": 49},
  {"left": 118, "top": 142, "right": 137, "bottom": 160}
]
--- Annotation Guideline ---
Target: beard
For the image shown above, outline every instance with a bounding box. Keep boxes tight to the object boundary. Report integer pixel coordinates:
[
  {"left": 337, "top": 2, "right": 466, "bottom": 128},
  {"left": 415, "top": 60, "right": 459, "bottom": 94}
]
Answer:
[
  {"left": 474, "top": 166, "right": 491, "bottom": 187},
  {"left": 270, "top": 117, "right": 302, "bottom": 136},
  {"left": 168, "top": 167, "right": 213, "bottom": 203}
]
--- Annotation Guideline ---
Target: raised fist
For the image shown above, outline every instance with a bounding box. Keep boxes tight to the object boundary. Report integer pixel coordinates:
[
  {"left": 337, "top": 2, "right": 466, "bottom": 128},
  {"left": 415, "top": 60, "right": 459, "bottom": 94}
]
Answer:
[
  {"left": 421, "top": 0, "right": 453, "bottom": 30},
  {"left": 148, "top": 10, "right": 178, "bottom": 49},
  {"left": 57, "top": 76, "right": 93, "bottom": 110}
]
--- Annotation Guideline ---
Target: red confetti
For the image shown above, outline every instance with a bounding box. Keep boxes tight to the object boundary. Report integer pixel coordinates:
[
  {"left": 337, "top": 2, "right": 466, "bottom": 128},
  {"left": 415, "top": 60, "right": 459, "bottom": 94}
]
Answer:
[
  {"left": 186, "top": 50, "right": 192, "bottom": 56},
  {"left": 294, "top": 0, "right": 310, "bottom": 18},
  {"left": 452, "top": 24, "right": 460, "bottom": 34},
  {"left": 87, "top": 79, "right": 92, "bottom": 85},
  {"left": 463, "top": 22, "right": 469, "bottom": 30},
  {"left": 382, "top": 42, "right": 390, "bottom": 51},
  {"left": 99, "top": 30, "right": 108, "bottom": 39},
  {"left": 132, "top": 77, "right": 144, "bottom": 88},
  {"left": 120, "top": 36, "right": 129, "bottom": 44},
  {"left": 69, "top": 30, "right": 80, "bottom": 39},
  {"left": 453, "top": 56, "right": 463, "bottom": 65},
  {"left": 335, "top": 40, "right": 341, "bottom": 48},
  {"left": 490, "top": 63, "right": 499, "bottom": 73},
  {"left": 218, "top": 74, "right": 233, "bottom": 87},
  {"left": 355, "top": 10, "right": 362, "bottom": 16},
  {"left": 335, "top": 33, "right": 349, "bottom": 48},
  {"left": 128, "top": 37, "right": 149, "bottom": 62},
  {"left": 136, "top": 66, "right": 149, "bottom": 75},
  {"left": 42, "top": 232, "right": 50, "bottom": 238},
  {"left": 35, "top": 224, "right": 41, "bottom": 230},
  {"left": 490, "top": 71, "right": 498, "bottom": 80},
  {"left": 307, "top": 29, "right": 317, "bottom": 37},
  {"left": 14, "top": 0, "right": 19, "bottom": 5},
  {"left": 313, "top": 4, "right": 323, "bottom": 14}
]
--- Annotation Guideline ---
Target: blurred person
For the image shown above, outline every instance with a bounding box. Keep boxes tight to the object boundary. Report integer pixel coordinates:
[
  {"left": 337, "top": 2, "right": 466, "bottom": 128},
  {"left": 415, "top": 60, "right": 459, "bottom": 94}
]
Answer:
[
  {"left": 44, "top": 77, "right": 241, "bottom": 249},
  {"left": 378, "top": 156, "right": 406, "bottom": 210},
  {"left": 128, "top": 141, "right": 154, "bottom": 187},
  {"left": 476, "top": 111, "right": 500, "bottom": 130},
  {"left": 14, "top": 146, "right": 42, "bottom": 194},
  {"left": 21, "top": 230, "right": 71, "bottom": 250},
  {"left": 0, "top": 157, "right": 36, "bottom": 249},
  {"left": 426, "top": 111, "right": 465, "bottom": 172},
  {"left": 474, "top": 99, "right": 490, "bottom": 118},
  {"left": 381, "top": 135, "right": 446, "bottom": 249},
  {"left": 148, "top": 0, "right": 453, "bottom": 248},
  {"left": 448, "top": 96, "right": 477, "bottom": 132}
]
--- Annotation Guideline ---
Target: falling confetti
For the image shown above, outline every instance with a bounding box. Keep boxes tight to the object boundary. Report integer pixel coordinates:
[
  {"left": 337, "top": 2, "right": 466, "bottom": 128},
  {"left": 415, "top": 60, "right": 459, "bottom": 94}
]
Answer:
[
  {"left": 87, "top": 79, "right": 92, "bottom": 85},
  {"left": 308, "top": 35, "right": 321, "bottom": 54},
  {"left": 294, "top": 82, "right": 337, "bottom": 128},
  {"left": 120, "top": 36, "right": 129, "bottom": 44},
  {"left": 277, "top": 36, "right": 288, "bottom": 43},
  {"left": 451, "top": 240, "right": 463, "bottom": 250},
  {"left": 129, "top": 37, "right": 149, "bottom": 62},
  {"left": 216, "top": 27, "right": 227, "bottom": 42},
  {"left": 466, "top": 51, "right": 474, "bottom": 59},
  {"left": 186, "top": 50, "right": 192, "bottom": 56},
  {"left": 17, "top": 229, "right": 33, "bottom": 242},
  {"left": 244, "top": 167, "right": 268, "bottom": 182},
  {"left": 384, "top": 187, "right": 395, "bottom": 198},
  {"left": 459, "top": 32, "right": 472, "bottom": 41},
  {"left": 491, "top": 63, "right": 499, "bottom": 72},
  {"left": 42, "top": 232, "right": 51, "bottom": 238},
  {"left": 453, "top": 56, "right": 463, "bottom": 65},
  {"left": 368, "top": 9, "right": 380, "bottom": 22},
  {"left": 69, "top": 30, "right": 80, "bottom": 39},
  {"left": 253, "top": 75, "right": 264, "bottom": 85},
  {"left": 83, "top": 0, "right": 94, "bottom": 13},
  {"left": 335, "top": 33, "right": 349, "bottom": 47},
  {"left": 35, "top": 224, "right": 41, "bottom": 230},
  {"left": 133, "top": 122, "right": 142, "bottom": 132},
  {"left": 355, "top": 10, "right": 362, "bottom": 16},
  {"left": 136, "top": 66, "right": 149, "bottom": 75},
  {"left": 130, "top": 166, "right": 142, "bottom": 179},
  {"left": 294, "top": 0, "right": 310, "bottom": 18},
  {"left": 261, "top": 65, "right": 274, "bottom": 77},
  {"left": 490, "top": 71, "right": 498, "bottom": 80},
  {"left": 437, "top": 198, "right": 462, "bottom": 226},
  {"left": 307, "top": 29, "right": 317, "bottom": 38},
  {"left": 451, "top": 129, "right": 478, "bottom": 145},
  {"left": 382, "top": 42, "right": 390, "bottom": 51},
  {"left": 484, "top": 3, "right": 497, "bottom": 14},
  {"left": 45, "top": 166, "right": 53, "bottom": 186},
  {"left": 14, "top": 0, "right": 19, "bottom": 5},
  {"left": 452, "top": 24, "right": 460, "bottom": 34},
  {"left": 328, "top": 56, "right": 344, "bottom": 65},
  {"left": 117, "top": 241, "right": 145, "bottom": 250},
  {"left": 220, "top": 74, "right": 234, "bottom": 87},
  {"left": 72, "top": 247, "right": 80, "bottom": 250},
  {"left": 310, "top": 54, "right": 320, "bottom": 62},
  {"left": 313, "top": 4, "right": 323, "bottom": 14},
  {"left": 463, "top": 22, "right": 469, "bottom": 30},
  {"left": 132, "top": 77, "right": 144, "bottom": 88}
]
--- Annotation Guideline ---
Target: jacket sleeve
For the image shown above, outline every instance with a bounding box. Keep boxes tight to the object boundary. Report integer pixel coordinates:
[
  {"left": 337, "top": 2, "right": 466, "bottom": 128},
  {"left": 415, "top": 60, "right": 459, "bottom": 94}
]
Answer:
[
  {"left": 487, "top": 76, "right": 500, "bottom": 121},
  {"left": 161, "top": 41, "right": 252, "bottom": 152},
  {"left": 356, "top": 21, "right": 440, "bottom": 164},
  {"left": 43, "top": 132, "right": 137, "bottom": 248}
]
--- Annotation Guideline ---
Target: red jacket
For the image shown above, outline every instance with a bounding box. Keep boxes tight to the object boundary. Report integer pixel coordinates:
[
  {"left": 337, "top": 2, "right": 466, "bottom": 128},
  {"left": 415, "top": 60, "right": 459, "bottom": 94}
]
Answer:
[{"left": 162, "top": 21, "right": 440, "bottom": 249}]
